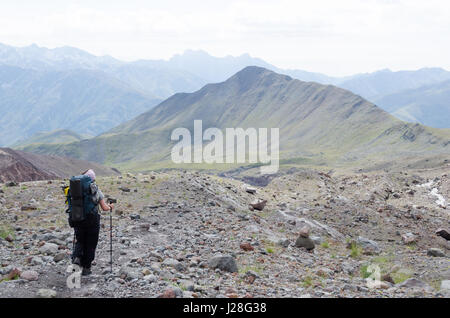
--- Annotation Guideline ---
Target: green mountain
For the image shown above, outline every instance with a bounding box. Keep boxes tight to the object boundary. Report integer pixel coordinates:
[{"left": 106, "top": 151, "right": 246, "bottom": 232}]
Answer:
[
  {"left": 12, "top": 129, "right": 90, "bottom": 148},
  {"left": 0, "top": 65, "right": 161, "bottom": 146},
  {"left": 373, "top": 80, "right": 450, "bottom": 129},
  {"left": 18, "top": 67, "right": 450, "bottom": 171}
]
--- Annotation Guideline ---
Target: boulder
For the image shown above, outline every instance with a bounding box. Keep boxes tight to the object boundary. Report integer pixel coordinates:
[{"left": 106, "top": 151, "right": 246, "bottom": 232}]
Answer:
[
  {"left": 356, "top": 236, "right": 381, "bottom": 255},
  {"left": 240, "top": 243, "right": 254, "bottom": 251},
  {"left": 39, "top": 243, "right": 59, "bottom": 255},
  {"left": 427, "top": 248, "right": 445, "bottom": 257},
  {"left": 401, "top": 233, "right": 417, "bottom": 244},
  {"left": 20, "top": 270, "right": 39, "bottom": 281},
  {"left": 295, "top": 236, "right": 315, "bottom": 251},
  {"left": 208, "top": 254, "right": 238, "bottom": 273},
  {"left": 249, "top": 200, "right": 267, "bottom": 211}
]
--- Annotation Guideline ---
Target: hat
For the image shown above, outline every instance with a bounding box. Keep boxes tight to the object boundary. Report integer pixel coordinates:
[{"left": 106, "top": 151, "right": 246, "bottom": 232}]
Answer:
[{"left": 84, "top": 169, "right": 96, "bottom": 181}]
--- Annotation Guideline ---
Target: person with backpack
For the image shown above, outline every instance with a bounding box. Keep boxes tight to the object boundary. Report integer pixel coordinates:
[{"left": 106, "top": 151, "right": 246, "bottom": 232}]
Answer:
[{"left": 66, "top": 169, "right": 114, "bottom": 276}]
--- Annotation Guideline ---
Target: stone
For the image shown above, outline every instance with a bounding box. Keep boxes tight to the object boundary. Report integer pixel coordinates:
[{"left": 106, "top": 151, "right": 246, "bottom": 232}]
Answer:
[
  {"left": 36, "top": 289, "right": 57, "bottom": 298},
  {"left": 295, "top": 236, "right": 315, "bottom": 251},
  {"left": 142, "top": 268, "right": 151, "bottom": 276},
  {"left": 299, "top": 226, "right": 310, "bottom": 238},
  {"left": 159, "top": 287, "right": 182, "bottom": 298},
  {"left": 382, "top": 273, "right": 395, "bottom": 284},
  {"left": 249, "top": 200, "right": 267, "bottom": 211},
  {"left": 208, "top": 254, "right": 238, "bottom": 273},
  {"left": 427, "top": 248, "right": 445, "bottom": 257},
  {"left": 277, "top": 239, "right": 290, "bottom": 248},
  {"left": 398, "top": 278, "right": 428, "bottom": 289},
  {"left": 39, "top": 243, "right": 59, "bottom": 255},
  {"left": 436, "top": 228, "right": 450, "bottom": 241},
  {"left": 119, "top": 266, "right": 140, "bottom": 281},
  {"left": 20, "top": 270, "right": 39, "bottom": 281},
  {"left": 5, "top": 268, "right": 21, "bottom": 280},
  {"left": 162, "top": 258, "right": 183, "bottom": 271},
  {"left": 401, "top": 232, "right": 417, "bottom": 244},
  {"left": 246, "top": 187, "right": 257, "bottom": 194},
  {"left": 240, "top": 243, "right": 254, "bottom": 251},
  {"left": 356, "top": 236, "right": 380, "bottom": 255},
  {"left": 53, "top": 253, "right": 66, "bottom": 263},
  {"left": 310, "top": 236, "right": 323, "bottom": 245},
  {"left": 31, "top": 256, "right": 44, "bottom": 266},
  {"left": 21, "top": 205, "right": 37, "bottom": 211}
]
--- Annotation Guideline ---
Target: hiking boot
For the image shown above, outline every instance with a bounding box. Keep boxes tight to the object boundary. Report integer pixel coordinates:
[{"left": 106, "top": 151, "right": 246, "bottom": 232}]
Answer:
[
  {"left": 82, "top": 267, "right": 92, "bottom": 276},
  {"left": 72, "top": 257, "right": 81, "bottom": 266}
]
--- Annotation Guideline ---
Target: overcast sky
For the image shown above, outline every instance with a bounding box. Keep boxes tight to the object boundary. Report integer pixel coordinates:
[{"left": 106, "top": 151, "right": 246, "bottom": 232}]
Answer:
[{"left": 0, "top": 0, "right": 449, "bottom": 76}]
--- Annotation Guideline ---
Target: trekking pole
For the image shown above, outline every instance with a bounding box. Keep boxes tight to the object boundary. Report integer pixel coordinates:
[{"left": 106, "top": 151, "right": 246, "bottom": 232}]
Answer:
[{"left": 107, "top": 198, "right": 116, "bottom": 274}]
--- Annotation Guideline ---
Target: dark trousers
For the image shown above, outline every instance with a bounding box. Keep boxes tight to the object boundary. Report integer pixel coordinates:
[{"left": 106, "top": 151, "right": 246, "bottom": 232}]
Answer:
[{"left": 73, "top": 212, "right": 100, "bottom": 269}]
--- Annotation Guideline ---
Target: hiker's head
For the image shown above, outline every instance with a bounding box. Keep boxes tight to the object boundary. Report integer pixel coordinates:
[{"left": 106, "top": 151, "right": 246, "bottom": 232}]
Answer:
[{"left": 83, "top": 169, "right": 96, "bottom": 181}]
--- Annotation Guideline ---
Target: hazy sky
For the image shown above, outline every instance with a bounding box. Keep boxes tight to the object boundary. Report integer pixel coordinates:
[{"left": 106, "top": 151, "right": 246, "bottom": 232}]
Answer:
[{"left": 1, "top": 0, "right": 449, "bottom": 76}]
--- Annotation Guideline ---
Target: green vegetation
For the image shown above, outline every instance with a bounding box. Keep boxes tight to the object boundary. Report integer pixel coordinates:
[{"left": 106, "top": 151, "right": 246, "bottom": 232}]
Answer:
[
  {"left": 0, "top": 224, "right": 14, "bottom": 240},
  {"left": 349, "top": 242, "right": 362, "bottom": 258},
  {"left": 302, "top": 276, "right": 314, "bottom": 288},
  {"left": 239, "top": 265, "right": 264, "bottom": 275}
]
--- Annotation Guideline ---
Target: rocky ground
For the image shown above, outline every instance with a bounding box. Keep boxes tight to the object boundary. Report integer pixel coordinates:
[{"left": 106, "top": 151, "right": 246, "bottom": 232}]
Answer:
[{"left": 0, "top": 167, "right": 449, "bottom": 298}]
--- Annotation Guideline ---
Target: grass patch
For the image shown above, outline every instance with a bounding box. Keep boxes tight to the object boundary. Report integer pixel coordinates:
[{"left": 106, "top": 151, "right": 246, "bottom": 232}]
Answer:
[
  {"left": 0, "top": 224, "right": 14, "bottom": 240},
  {"left": 302, "top": 276, "right": 314, "bottom": 288},
  {"left": 320, "top": 241, "right": 330, "bottom": 249},
  {"left": 349, "top": 242, "right": 362, "bottom": 258},
  {"left": 391, "top": 271, "right": 412, "bottom": 284},
  {"left": 239, "top": 265, "right": 264, "bottom": 275}
]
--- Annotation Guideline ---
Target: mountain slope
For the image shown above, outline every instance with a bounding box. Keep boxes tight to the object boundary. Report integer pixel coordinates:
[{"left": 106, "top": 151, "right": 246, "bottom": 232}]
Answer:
[
  {"left": 0, "top": 147, "right": 117, "bottom": 183},
  {"left": 12, "top": 129, "right": 90, "bottom": 148},
  {"left": 0, "top": 65, "right": 160, "bottom": 146},
  {"left": 23, "top": 67, "right": 450, "bottom": 171},
  {"left": 373, "top": 80, "right": 450, "bottom": 128}
]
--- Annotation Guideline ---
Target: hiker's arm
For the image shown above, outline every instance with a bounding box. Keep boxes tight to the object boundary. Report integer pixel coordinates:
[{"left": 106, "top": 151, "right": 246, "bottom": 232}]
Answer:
[{"left": 99, "top": 199, "right": 113, "bottom": 211}]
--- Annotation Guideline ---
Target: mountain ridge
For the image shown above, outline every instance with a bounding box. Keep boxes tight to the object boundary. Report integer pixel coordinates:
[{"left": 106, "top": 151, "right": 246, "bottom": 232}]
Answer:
[{"left": 22, "top": 67, "right": 450, "bottom": 172}]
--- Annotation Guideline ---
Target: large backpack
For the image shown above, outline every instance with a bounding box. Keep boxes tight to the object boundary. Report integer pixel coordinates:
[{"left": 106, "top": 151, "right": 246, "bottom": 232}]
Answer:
[{"left": 65, "top": 175, "right": 98, "bottom": 225}]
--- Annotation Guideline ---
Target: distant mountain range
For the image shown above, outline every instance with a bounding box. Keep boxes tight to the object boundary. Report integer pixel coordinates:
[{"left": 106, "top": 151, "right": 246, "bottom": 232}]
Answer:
[
  {"left": 22, "top": 67, "right": 450, "bottom": 172},
  {"left": 0, "top": 64, "right": 161, "bottom": 146},
  {"left": 1, "top": 43, "right": 450, "bottom": 147},
  {"left": 373, "top": 79, "right": 450, "bottom": 129}
]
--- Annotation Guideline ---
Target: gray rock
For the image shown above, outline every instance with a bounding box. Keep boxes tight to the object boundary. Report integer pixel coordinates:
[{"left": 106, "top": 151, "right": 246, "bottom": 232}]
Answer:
[
  {"left": 119, "top": 266, "right": 140, "bottom": 281},
  {"left": 208, "top": 254, "right": 238, "bottom": 273},
  {"left": 0, "top": 265, "right": 13, "bottom": 275},
  {"left": 31, "top": 256, "right": 44, "bottom": 266},
  {"left": 36, "top": 289, "right": 57, "bottom": 298},
  {"left": 295, "top": 236, "right": 315, "bottom": 250},
  {"left": 427, "top": 248, "right": 445, "bottom": 257},
  {"left": 53, "top": 253, "right": 66, "bottom": 263},
  {"left": 38, "top": 243, "right": 59, "bottom": 255},
  {"left": 398, "top": 278, "right": 428, "bottom": 289},
  {"left": 246, "top": 187, "right": 257, "bottom": 194},
  {"left": 20, "top": 270, "right": 39, "bottom": 281},
  {"left": 277, "top": 239, "right": 290, "bottom": 248},
  {"left": 356, "top": 236, "right": 380, "bottom": 254},
  {"left": 310, "top": 236, "right": 323, "bottom": 245}
]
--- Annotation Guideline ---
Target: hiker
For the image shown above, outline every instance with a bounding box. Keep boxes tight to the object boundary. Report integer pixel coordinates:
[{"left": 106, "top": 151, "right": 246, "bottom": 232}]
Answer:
[{"left": 70, "top": 169, "right": 114, "bottom": 276}]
